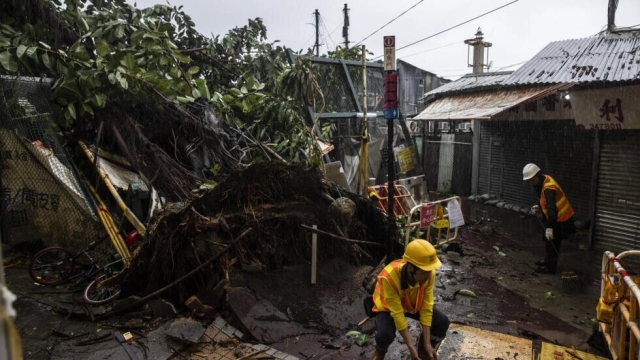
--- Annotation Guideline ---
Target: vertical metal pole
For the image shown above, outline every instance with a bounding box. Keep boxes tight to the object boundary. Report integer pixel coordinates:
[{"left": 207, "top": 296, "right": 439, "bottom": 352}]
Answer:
[
  {"left": 343, "top": 4, "right": 350, "bottom": 49},
  {"left": 314, "top": 9, "right": 320, "bottom": 57},
  {"left": 383, "top": 36, "right": 397, "bottom": 263},
  {"left": 311, "top": 224, "right": 317, "bottom": 284},
  {"left": 359, "top": 45, "right": 368, "bottom": 195},
  {"left": 387, "top": 103, "right": 395, "bottom": 263}
]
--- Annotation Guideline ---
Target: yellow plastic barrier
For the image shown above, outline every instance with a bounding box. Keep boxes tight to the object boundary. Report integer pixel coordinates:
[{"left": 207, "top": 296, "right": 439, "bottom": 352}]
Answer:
[
  {"left": 403, "top": 196, "right": 462, "bottom": 248},
  {"left": 598, "top": 250, "right": 640, "bottom": 359}
]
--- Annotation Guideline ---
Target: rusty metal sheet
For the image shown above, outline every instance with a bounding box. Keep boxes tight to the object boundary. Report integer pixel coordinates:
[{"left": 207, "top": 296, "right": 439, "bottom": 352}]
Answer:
[
  {"left": 414, "top": 84, "right": 569, "bottom": 121},
  {"left": 437, "top": 323, "right": 533, "bottom": 359}
]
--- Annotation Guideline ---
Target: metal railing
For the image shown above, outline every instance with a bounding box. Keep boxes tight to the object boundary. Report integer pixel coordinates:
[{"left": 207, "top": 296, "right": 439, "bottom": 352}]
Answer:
[
  {"left": 403, "top": 196, "right": 462, "bottom": 248},
  {"left": 599, "top": 250, "right": 640, "bottom": 360}
]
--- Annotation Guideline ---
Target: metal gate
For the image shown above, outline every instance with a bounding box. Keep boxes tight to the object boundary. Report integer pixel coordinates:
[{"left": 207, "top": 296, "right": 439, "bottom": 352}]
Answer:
[
  {"left": 592, "top": 131, "right": 640, "bottom": 254},
  {"left": 478, "top": 120, "right": 594, "bottom": 219}
]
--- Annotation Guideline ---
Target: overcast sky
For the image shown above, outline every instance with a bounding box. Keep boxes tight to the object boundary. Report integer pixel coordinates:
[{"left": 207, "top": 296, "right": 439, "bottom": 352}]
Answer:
[{"left": 129, "top": 0, "right": 640, "bottom": 80}]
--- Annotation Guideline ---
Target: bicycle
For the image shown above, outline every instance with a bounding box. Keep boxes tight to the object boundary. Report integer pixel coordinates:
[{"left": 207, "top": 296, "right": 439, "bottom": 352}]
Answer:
[{"left": 28, "top": 235, "right": 123, "bottom": 305}]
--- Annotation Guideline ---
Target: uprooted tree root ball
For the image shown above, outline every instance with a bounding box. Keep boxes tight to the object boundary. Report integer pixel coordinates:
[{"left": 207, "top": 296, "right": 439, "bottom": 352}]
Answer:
[{"left": 120, "top": 161, "right": 400, "bottom": 309}]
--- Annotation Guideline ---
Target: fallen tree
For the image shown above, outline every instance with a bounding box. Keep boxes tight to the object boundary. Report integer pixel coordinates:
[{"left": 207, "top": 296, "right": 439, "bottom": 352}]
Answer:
[{"left": 119, "top": 161, "right": 400, "bottom": 310}]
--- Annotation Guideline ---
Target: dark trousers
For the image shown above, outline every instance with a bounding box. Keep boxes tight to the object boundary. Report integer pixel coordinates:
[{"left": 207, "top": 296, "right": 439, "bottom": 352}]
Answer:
[
  {"left": 543, "top": 217, "right": 575, "bottom": 273},
  {"left": 374, "top": 307, "right": 450, "bottom": 349},
  {"left": 543, "top": 235, "right": 563, "bottom": 273}
]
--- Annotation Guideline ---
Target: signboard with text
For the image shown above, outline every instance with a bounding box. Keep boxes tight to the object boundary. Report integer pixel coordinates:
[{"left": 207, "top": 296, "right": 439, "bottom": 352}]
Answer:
[
  {"left": 420, "top": 204, "right": 436, "bottom": 228},
  {"left": 383, "top": 36, "right": 396, "bottom": 71},
  {"left": 570, "top": 85, "right": 640, "bottom": 130},
  {"left": 491, "top": 92, "right": 573, "bottom": 121}
]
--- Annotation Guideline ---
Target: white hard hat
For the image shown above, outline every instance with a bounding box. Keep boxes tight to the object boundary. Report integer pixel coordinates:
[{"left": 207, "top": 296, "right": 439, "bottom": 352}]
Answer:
[{"left": 522, "top": 163, "right": 541, "bottom": 180}]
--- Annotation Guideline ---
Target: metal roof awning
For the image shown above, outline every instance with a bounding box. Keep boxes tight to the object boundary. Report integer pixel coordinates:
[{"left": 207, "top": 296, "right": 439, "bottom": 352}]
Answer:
[{"left": 413, "top": 83, "right": 571, "bottom": 121}]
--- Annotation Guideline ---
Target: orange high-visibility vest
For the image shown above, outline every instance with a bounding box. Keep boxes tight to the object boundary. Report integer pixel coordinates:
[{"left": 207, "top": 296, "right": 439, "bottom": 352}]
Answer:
[
  {"left": 540, "top": 175, "right": 574, "bottom": 223},
  {"left": 372, "top": 259, "right": 429, "bottom": 314}
]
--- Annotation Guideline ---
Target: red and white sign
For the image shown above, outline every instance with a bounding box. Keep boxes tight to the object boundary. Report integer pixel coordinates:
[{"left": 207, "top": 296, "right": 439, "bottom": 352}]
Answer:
[
  {"left": 383, "top": 36, "right": 396, "bottom": 71},
  {"left": 420, "top": 204, "right": 436, "bottom": 228}
]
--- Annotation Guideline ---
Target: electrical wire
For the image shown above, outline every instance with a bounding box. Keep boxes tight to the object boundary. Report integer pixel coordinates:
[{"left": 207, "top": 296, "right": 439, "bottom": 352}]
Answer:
[
  {"left": 353, "top": 0, "right": 425, "bottom": 47},
  {"left": 373, "top": 0, "right": 520, "bottom": 59},
  {"left": 320, "top": 15, "right": 336, "bottom": 49},
  {"left": 494, "top": 60, "right": 527, "bottom": 71},
  {"left": 398, "top": 40, "right": 462, "bottom": 59}
]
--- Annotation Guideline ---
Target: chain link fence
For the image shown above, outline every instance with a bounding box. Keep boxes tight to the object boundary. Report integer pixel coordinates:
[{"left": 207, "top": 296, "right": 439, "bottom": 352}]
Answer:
[{"left": 0, "top": 76, "right": 103, "bottom": 258}]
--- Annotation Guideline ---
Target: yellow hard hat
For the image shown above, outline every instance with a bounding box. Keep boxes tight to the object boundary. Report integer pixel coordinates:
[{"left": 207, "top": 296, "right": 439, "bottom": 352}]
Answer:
[
  {"left": 369, "top": 191, "right": 380, "bottom": 199},
  {"left": 403, "top": 239, "right": 442, "bottom": 271}
]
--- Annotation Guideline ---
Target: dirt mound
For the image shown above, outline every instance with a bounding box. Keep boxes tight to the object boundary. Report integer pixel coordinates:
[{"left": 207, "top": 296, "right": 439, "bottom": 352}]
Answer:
[{"left": 121, "top": 161, "right": 400, "bottom": 308}]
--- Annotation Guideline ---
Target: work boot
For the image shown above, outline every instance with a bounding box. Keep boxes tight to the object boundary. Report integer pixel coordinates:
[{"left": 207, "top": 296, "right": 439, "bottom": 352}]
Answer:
[{"left": 369, "top": 345, "right": 387, "bottom": 360}]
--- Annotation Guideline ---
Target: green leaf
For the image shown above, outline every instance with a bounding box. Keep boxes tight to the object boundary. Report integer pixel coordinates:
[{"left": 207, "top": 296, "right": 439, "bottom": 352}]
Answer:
[
  {"left": 345, "top": 331, "right": 370, "bottom": 346},
  {"left": 187, "top": 66, "right": 199, "bottom": 75},
  {"left": 195, "top": 79, "right": 210, "bottom": 99},
  {"left": 26, "top": 46, "right": 37, "bottom": 59},
  {"left": 16, "top": 45, "right": 27, "bottom": 59},
  {"left": 108, "top": 73, "right": 116, "bottom": 84},
  {"left": 66, "top": 103, "right": 76, "bottom": 120},
  {"left": 0, "top": 51, "right": 17, "bottom": 72},
  {"left": 176, "top": 96, "right": 195, "bottom": 103},
  {"left": 71, "top": 51, "right": 91, "bottom": 62},
  {"left": 122, "top": 53, "right": 137, "bottom": 71},
  {"left": 94, "top": 94, "right": 106, "bottom": 107},
  {"left": 83, "top": 103, "right": 94, "bottom": 116},
  {"left": 38, "top": 41, "right": 51, "bottom": 49},
  {"left": 199, "top": 179, "right": 217, "bottom": 190},
  {"left": 41, "top": 52, "right": 52, "bottom": 70},
  {"left": 96, "top": 39, "right": 109, "bottom": 57},
  {"left": 118, "top": 77, "right": 128, "bottom": 90}
]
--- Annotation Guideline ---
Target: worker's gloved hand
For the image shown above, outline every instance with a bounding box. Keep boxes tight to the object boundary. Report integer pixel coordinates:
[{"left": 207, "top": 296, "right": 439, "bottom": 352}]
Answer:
[
  {"left": 531, "top": 205, "right": 540, "bottom": 214},
  {"left": 545, "top": 228, "right": 554, "bottom": 241}
]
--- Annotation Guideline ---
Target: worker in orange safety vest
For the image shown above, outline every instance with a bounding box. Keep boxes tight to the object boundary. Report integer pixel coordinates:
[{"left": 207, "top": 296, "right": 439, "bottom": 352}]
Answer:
[
  {"left": 523, "top": 163, "right": 576, "bottom": 275},
  {"left": 367, "top": 239, "right": 449, "bottom": 360}
]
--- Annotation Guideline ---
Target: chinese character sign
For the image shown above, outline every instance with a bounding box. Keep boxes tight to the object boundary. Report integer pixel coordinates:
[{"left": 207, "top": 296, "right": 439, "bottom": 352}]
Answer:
[
  {"left": 420, "top": 204, "right": 436, "bottom": 228},
  {"left": 383, "top": 36, "right": 395, "bottom": 71},
  {"left": 572, "top": 85, "right": 640, "bottom": 130}
]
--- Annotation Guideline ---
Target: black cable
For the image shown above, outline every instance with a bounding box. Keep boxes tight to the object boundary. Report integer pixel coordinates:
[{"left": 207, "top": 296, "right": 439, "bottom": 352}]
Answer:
[
  {"left": 373, "top": 0, "right": 520, "bottom": 59},
  {"left": 354, "top": 0, "right": 424, "bottom": 47}
]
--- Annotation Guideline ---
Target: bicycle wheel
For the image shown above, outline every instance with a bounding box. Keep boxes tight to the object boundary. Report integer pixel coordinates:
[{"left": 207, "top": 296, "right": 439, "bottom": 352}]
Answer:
[
  {"left": 28, "top": 247, "right": 75, "bottom": 285},
  {"left": 83, "top": 273, "right": 121, "bottom": 305}
]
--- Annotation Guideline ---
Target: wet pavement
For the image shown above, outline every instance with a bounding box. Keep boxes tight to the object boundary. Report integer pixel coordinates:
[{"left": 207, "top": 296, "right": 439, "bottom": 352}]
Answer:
[{"left": 7, "top": 211, "right": 610, "bottom": 359}]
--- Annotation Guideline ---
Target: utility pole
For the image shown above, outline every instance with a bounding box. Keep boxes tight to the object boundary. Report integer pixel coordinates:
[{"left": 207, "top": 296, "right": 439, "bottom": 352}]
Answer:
[
  {"left": 314, "top": 9, "right": 320, "bottom": 56},
  {"left": 342, "top": 4, "right": 350, "bottom": 49},
  {"left": 383, "top": 36, "right": 398, "bottom": 263}
]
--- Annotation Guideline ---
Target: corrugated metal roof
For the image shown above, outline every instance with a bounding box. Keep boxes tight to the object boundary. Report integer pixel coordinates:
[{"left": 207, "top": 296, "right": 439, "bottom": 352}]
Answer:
[
  {"left": 420, "top": 71, "right": 513, "bottom": 99},
  {"left": 413, "top": 84, "right": 570, "bottom": 121},
  {"left": 503, "top": 33, "right": 640, "bottom": 85}
]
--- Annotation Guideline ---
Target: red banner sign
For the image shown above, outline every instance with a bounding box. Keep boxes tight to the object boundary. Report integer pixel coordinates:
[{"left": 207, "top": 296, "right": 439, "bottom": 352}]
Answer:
[{"left": 420, "top": 204, "right": 436, "bottom": 228}]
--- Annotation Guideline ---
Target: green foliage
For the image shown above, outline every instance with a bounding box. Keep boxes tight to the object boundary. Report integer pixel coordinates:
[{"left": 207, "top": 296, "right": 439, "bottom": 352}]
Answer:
[
  {"left": 0, "top": 0, "right": 324, "bottom": 165},
  {"left": 326, "top": 45, "right": 374, "bottom": 62}
]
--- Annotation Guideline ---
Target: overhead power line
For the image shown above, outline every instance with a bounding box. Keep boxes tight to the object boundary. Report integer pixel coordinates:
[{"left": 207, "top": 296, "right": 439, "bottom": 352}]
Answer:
[
  {"left": 354, "top": 0, "right": 424, "bottom": 47},
  {"left": 373, "top": 0, "right": 520, "bottom": 59},
  {"left": 398, "top": 40, "right": 461, "bottom": 59}
]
